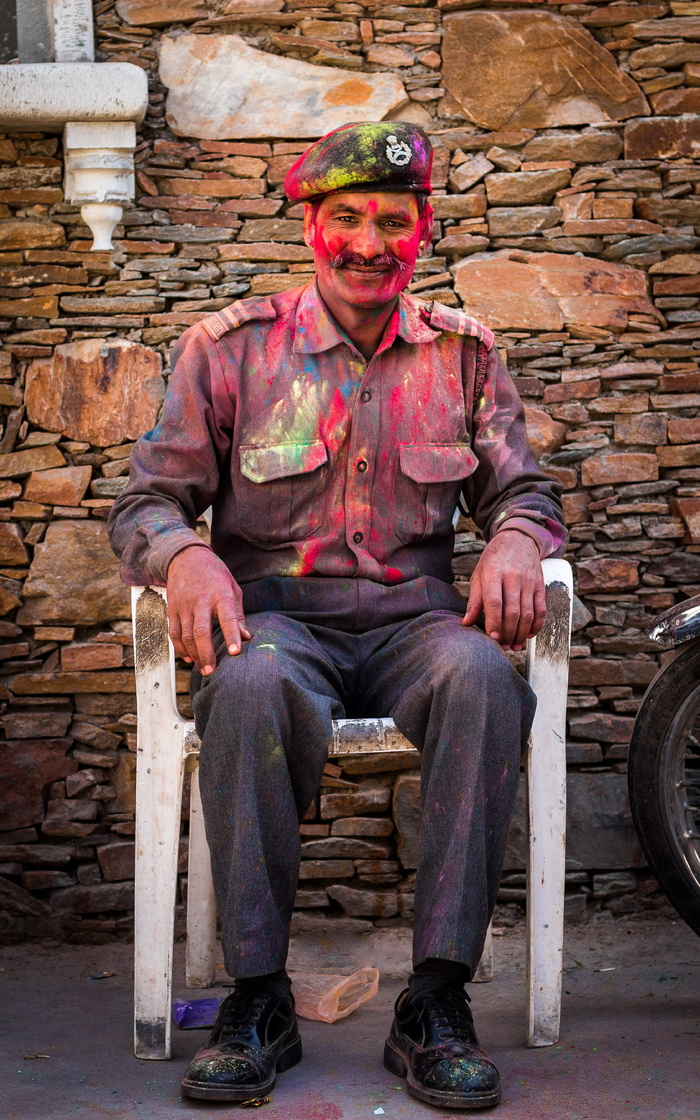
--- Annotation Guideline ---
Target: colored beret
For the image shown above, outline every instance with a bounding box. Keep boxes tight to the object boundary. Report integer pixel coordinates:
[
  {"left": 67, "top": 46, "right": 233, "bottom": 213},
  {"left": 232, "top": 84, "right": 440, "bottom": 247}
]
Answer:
[{"left": 284, "top": 122, "right": 433, "bottom": 202}]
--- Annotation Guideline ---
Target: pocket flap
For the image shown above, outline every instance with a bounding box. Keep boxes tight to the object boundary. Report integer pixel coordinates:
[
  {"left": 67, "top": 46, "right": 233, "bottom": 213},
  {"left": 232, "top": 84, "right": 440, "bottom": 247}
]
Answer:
[
  {"left": 240, "top": 440, "right": 328, "bottom": 484},
  {"left": 399, "top": 443, "right": 478, "bottom": 484}
]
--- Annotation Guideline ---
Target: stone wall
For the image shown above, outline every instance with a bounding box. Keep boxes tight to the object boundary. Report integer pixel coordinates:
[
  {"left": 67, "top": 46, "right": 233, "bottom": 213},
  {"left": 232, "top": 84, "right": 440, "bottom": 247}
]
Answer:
[{"left": 0, "top": 0, "right": 696, "bottom": 943}]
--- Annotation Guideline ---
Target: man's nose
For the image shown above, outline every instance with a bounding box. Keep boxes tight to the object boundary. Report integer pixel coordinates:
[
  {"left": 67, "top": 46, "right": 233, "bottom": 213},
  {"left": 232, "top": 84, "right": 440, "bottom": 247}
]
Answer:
[{"left": 351, "top": 220, "right": 384, "bottom": 259}]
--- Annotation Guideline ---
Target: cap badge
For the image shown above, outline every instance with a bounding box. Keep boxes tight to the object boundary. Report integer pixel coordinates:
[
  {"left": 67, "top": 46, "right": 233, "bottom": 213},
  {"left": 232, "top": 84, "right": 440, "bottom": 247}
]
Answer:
[{"left": 386, "top": 135, "right": 412, "bottom": 167}]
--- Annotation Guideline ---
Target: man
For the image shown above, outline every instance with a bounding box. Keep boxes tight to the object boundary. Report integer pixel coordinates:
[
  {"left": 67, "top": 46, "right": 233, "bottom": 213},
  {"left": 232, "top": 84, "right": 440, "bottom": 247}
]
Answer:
[{"left": 109, "top": 121, "right": 566, "bottom": 1110}]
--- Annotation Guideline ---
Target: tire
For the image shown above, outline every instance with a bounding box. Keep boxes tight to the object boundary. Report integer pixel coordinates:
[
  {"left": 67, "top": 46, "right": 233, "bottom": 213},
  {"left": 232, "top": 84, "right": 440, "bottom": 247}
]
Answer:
[{"left": 628, "top": 637, "right": 700, "bottom": 937}]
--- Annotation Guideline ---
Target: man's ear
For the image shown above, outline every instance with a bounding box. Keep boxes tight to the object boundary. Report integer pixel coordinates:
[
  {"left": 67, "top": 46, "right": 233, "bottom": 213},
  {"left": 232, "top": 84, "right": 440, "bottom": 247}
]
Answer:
[
  {"left": 419, "top": 203, "right": 434, "bottom": 255},
  {"left": 303, "top": 203, "right": 315, "bottom": 249}
]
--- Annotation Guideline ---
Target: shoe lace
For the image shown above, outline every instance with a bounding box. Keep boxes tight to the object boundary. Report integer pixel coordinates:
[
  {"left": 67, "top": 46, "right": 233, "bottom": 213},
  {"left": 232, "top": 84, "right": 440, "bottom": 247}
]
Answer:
[
  {"left": 215, "top": 987, "right": 267, "bottom": 1042},
  {"left": 425, "top": 987, "right": 475, "bottom": 1045}
]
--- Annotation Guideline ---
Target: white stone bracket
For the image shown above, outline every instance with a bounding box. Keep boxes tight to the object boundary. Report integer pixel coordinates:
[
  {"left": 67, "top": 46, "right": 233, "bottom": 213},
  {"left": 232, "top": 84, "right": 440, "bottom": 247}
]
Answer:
[{"left": 63, "top": 120, "right": 137, "bottom": 250}]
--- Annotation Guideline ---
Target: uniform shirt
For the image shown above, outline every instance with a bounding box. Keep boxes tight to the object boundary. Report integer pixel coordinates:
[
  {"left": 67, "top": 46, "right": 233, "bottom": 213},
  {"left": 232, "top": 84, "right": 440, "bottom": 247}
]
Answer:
[{"left": 108, "top": 281, "right": 566, "bottom": 588}]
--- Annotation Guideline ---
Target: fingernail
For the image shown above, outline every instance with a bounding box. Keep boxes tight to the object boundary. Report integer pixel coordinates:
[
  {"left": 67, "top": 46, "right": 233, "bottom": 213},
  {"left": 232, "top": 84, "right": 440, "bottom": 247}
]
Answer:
[
  {"left": 489, "top": 631, "right": 499, "bottom": 639},
  {"left": 203, "top": 665, "right": 213, "bottom": 675},
  {"left": 230, "top": 644, "right": 240, "bottom": 655},
  {"left": 184, "top": 657, "right": 192, "bottom": 664}
]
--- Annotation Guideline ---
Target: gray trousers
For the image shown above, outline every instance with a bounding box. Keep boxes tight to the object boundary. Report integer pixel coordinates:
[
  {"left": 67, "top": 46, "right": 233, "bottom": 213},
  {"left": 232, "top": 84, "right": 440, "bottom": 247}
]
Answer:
[{"left": 192, "top": 577, "right": 536, "bottom": 980}]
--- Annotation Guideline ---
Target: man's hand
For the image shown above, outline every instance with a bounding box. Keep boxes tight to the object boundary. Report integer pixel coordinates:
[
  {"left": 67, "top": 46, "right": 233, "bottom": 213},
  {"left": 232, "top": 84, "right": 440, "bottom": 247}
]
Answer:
[
  {"left": 167, "top": 546, "right": 252, "bottom": 675},
  {"left": 462, "top": 530, "right": 546, "bottom": 651}
]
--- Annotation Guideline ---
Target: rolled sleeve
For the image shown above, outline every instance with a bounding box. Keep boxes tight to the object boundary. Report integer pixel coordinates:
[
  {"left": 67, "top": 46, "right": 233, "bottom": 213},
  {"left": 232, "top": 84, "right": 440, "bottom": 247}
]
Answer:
[{"left": 107, "top": 326, "right": 232, "bottom": 585}]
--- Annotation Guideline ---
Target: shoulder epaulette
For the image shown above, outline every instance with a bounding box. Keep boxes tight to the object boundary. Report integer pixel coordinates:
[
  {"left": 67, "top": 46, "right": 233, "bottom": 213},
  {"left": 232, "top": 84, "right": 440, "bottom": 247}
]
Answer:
[
  {"left": 426, "top": 301, "right": 495, "bottom": 351},
  {"left": 200, "top": 297, "right": 277, "bottom": 342}
]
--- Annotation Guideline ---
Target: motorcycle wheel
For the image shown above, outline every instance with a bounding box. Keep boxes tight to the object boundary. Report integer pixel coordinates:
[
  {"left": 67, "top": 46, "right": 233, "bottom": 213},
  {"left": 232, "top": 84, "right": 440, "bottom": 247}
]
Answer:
[{"left": 628, "top": 637, "right": 700, "bottom": 936}]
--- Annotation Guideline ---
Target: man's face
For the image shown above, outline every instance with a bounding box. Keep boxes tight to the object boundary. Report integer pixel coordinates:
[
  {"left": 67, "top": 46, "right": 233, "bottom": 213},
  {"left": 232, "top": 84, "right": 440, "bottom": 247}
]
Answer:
[{"left": 304, "top": 190, "right": 430, "bottom": 309}]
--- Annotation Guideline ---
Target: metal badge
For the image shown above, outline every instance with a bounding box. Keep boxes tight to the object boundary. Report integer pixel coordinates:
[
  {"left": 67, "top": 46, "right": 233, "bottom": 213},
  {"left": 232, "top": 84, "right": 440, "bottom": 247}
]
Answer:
[{"left": 386, "top": 135, "right": 412, "bottom": 166}]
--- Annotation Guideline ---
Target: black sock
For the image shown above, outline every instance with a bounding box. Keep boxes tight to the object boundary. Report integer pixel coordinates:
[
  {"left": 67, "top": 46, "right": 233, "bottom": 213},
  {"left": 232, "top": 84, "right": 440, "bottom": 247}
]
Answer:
[
  {"left": 235, "top": 968, "right": 292, "bottom": 1002},
  {"left": 408, "top": 958, "right": 471, "bottom": 998}
]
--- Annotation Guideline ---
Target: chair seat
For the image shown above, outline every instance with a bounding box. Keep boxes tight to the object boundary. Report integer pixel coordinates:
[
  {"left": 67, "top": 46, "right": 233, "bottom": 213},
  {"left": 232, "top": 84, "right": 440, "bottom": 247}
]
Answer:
[{"left": 183, "top": 716, "right": 418, "bottom": 760}]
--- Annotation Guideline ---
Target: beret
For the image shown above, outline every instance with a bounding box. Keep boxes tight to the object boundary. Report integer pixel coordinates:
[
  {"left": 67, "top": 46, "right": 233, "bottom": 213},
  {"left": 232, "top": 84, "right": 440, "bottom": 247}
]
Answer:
[{"left": 284, "top": 122, "right": 433, "bottom": 202}]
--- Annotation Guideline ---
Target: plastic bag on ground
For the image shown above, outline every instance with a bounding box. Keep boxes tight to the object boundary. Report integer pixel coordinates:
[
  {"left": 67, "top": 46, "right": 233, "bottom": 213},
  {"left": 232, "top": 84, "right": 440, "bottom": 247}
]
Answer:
[
  {"left": 291, "top": 967, "right": 380, "bottom": 1023},
  {"left": 172, "top": 997, "right": 221, "bottom": 1029}
]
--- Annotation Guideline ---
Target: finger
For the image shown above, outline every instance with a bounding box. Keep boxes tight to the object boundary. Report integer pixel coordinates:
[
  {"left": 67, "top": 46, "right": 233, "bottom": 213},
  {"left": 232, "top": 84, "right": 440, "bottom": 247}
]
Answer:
[
  {"left": 217, "top": 600, "right": 243, "bottom": 656},
  {"left": 498, "top": 576, "right": 522, "bottom": 649},
  {"left": 168, "top": 610, "right": 191, "bottom": 663},
  {"left": 217, "top": 589, "right": 254, "bottom": 654},
  {"left": 192, "top": 610, "right": 217, "bottom": 675},
  {"left": 482, "top": 578, "right": 504, "bottom": 643},
  {"left": 511, "top": 581, "right": 535, "bottom": 651},
  {"left": 180, "top": 616, "right": 203, "bottom": 671},
  {"left": 530, "top": 579, "right": 547, "bottom": 638},
  {"left": 463, "top": 569, "right": 483, "bottom": 626}
]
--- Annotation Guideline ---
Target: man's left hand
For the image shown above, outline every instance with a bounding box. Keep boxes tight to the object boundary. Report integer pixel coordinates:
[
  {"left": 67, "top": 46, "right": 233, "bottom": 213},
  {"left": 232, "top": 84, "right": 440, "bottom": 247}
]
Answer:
[{"left": 462, "top": 530, "right": 546, "bottom": 651}]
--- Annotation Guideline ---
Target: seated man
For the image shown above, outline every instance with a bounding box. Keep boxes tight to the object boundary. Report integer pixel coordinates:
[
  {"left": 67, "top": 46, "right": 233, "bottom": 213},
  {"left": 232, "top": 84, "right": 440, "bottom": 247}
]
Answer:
[{"left": 108, "top": 121, "right": 566, "bottom": 1111}]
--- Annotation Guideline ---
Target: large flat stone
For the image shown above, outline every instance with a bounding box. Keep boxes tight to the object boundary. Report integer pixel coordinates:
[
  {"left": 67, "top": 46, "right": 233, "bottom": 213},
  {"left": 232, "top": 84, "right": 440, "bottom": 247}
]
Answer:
[
  {"left": 0, "top": 739, "right": 76, "bottom": 831},
  {"left": 566, "top": 773, "right": 645, "bottom": 870},
  {"left": 17, "top": 521, "right": 130, "bottom": 626},
  {"left": 441, "top": 11, "right": 648, "bottom": 131},
  {"left": 576, "top": 558, "right": 640, "bottom": 592},
  {"left": 452, "top": 251, "right": 656, "bottom": 332},
  {"left": 487, "top": 206, "right": 562, "bottom": 237},
  {"left": 524, "top": 407, "right": 567, "bottom": 458},
  {"left": 160, "top": 33, "right": 406, "bottom": 139},
  {"left": 392, "top": 772, "right": 421, "bottom": 869},
  {"left": 116, "top": 0, "right": 208, "bottom": 24},
  {"left": 25, "top": 339, "right": 164, "bottom": 448},
  {"left": 486, "top": 169, "right": 571, "bottom": 205},
  {"left": 23, "top": 466, "right": 92, "bottom": 507},
  {"left": 505, "top": 772, "right": 645, "bottom": 870},
  {"left": 521, "top": 130, "right": 623, "bottom": 164},
  {"left": 625, "top": 116, "right": 700, "bottom": 160}
]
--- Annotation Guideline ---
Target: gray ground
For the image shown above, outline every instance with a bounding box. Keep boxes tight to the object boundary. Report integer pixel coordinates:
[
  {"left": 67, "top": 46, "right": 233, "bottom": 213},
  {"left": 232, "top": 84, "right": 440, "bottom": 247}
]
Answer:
[{"left": 1, "top": 912, "right": 699, "bottom": 1120}]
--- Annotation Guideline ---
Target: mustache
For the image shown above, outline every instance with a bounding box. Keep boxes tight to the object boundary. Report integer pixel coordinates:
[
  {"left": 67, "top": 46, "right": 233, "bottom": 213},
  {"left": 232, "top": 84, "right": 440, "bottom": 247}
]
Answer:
[{"left": 330, "top": 250, "right": 408, "bottom": 274}]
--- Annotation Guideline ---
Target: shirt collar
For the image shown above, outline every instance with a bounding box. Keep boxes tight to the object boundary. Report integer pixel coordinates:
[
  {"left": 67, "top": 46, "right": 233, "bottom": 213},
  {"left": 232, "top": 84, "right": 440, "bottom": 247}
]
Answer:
[{"left": 293, "top": 280, "right": 440, "bottom": 354}]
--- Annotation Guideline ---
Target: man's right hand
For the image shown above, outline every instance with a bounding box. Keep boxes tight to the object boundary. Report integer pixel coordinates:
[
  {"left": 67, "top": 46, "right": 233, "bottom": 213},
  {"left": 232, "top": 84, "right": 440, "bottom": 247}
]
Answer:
[{"left": 166, "top": 546, "right": 252, "bottom": 676}]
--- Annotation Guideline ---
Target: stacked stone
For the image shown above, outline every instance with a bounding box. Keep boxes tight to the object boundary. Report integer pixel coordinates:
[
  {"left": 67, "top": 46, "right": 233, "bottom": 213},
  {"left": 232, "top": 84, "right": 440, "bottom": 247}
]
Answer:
[{"left": 0, "top": 0, "right": 697, "bottom": 941}]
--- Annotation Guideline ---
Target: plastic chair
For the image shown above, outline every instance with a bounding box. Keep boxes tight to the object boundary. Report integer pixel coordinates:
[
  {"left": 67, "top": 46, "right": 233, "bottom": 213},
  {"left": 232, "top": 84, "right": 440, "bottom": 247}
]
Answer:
[{"left": 131, "top": 558, "right": 573, "bottom": 1060}]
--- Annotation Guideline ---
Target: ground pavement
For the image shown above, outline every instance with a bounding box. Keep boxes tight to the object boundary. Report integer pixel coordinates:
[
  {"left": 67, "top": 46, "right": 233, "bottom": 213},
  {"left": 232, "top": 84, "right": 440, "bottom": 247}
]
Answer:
[{"left": 1, "top": 912, "right": 699, "bottom": 1120}]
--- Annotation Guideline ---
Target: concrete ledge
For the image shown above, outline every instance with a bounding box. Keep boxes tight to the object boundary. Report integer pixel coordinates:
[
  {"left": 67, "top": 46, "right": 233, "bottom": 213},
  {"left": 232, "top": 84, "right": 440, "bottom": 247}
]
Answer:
[{"left": 0, "top": 63, "right": 148, "bottom": 129}]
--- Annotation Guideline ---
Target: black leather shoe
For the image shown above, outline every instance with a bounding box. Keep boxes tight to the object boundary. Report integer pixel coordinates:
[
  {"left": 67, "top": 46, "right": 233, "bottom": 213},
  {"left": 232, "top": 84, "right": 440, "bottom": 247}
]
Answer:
[
  {"left": 181, "top": 985, "right": 302, "bottom": 1101},
  {"left": 384, "top": 986, "right": 501, "bottom": 1110}
]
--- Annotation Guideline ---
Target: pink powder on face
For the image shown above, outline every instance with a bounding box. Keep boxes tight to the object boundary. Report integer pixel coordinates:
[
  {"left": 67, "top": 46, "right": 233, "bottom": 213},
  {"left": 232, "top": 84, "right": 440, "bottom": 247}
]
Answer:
[{"left": 310, "top": 192, "right": 425, "bottom": 307}]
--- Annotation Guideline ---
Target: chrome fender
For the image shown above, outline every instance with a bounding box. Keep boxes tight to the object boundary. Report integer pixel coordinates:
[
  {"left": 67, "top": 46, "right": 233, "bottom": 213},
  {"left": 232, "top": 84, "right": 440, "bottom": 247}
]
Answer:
[{"left": 647, "top": 592, "right": 700, "bottom": 646}]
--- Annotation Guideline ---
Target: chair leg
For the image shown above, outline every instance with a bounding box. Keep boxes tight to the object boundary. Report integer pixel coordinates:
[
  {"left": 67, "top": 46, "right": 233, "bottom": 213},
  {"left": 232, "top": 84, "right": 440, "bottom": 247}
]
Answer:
[
  {"left": 133, "top": 587, "right": 186, "bottom": 1060},
  {"left": 186, "top": 763, "right": 217, "bottom": 989},
  {"left": 525, "top": 559, "right": 572, "bottom": 1047},
  {"left": 472, "top": 920, "right": 494, "bottom": 983}
]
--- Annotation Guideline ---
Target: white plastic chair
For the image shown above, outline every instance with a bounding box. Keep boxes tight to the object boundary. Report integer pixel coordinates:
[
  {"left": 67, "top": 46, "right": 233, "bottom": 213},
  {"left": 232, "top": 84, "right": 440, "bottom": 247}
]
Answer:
[{"left": 131, "top": 558, "right": 573, "bottom": 1060}]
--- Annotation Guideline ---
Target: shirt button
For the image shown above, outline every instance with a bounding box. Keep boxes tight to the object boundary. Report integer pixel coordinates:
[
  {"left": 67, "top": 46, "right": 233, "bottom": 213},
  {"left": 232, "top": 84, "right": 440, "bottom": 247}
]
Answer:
[
  {"left": 360, "top": 390, "right": 372, "bottom": 403},
  {"left": 353, "top": 531, "right": 363, "bottom": 544},
  {"left": 356, "top": 459, "right": 368, "bottom": 473}
]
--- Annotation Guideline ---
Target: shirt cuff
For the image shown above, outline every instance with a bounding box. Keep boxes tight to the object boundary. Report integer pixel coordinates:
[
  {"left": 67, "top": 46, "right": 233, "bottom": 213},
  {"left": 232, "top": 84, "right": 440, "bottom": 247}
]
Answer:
[
  {"left": 119, "top": 531, "right": 213, "bottom": 587},
  {"left": 492, "top": 516, "right": 567, "bottom": 559}
]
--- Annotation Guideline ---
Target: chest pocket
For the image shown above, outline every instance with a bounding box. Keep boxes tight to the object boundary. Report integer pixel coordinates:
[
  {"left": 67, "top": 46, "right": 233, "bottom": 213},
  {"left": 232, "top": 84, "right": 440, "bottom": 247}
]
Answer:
[
  {"left": 395, "top": 443, "right": 478, "bottom": 544},
  {"left": 235, "top": 440, "right": 328, "bottom": 544}
]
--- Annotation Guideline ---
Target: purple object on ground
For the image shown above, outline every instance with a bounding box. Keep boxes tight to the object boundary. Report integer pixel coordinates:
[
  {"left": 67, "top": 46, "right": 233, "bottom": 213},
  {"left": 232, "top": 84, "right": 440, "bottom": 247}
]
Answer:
[{"left": 172, "top": 997, "right": 221, "bottom": 1029}]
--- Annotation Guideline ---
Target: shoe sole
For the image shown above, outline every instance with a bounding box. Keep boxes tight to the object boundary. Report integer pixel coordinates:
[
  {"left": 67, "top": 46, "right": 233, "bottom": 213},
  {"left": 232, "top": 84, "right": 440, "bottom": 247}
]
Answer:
[
  {"left": 384, "top": 1039, "right": 501, "bottom": 1111},
  {"left": 180, "top": 1033, "right": 302, "bottom": 1101}
]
